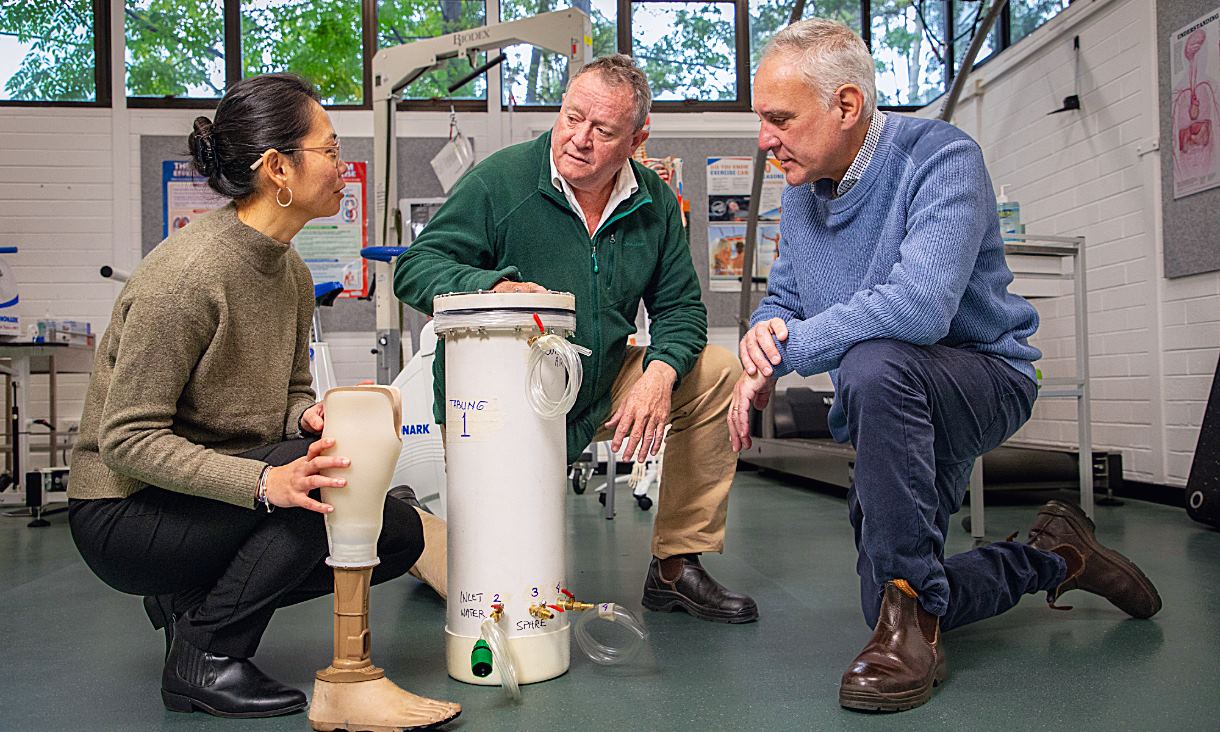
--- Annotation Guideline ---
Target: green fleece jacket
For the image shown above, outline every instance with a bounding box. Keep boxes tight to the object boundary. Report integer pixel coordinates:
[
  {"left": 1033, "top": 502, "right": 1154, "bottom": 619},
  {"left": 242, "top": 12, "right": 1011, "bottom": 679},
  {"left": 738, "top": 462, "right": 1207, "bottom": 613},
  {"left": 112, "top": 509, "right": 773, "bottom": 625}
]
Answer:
[{"left": 394, "top": 132, "right": 707, "bottom": 463}]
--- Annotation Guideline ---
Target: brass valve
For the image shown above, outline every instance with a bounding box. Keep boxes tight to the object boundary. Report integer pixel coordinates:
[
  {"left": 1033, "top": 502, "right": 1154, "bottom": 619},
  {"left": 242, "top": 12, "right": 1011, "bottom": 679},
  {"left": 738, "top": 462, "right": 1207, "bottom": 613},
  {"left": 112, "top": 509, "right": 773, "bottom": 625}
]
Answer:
[
  {"left": 490, "top": 603, "right": 504, "bottom": 623},
  {"left": 558, "top": 596, "right": 595, "bottom": 612},
  {"left": 557, "top": 588, "right": 595, "bottom": 612},
  {"left": 528, "top": 604, "right": 554, "bottom": 620}
]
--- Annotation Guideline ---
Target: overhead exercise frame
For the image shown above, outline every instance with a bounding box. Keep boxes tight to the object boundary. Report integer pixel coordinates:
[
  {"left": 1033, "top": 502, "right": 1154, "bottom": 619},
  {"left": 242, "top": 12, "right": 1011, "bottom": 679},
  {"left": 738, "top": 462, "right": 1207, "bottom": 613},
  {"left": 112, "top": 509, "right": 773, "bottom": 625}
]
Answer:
[{"left": 368, "top": 10, "right": 593, "bottom": 383}]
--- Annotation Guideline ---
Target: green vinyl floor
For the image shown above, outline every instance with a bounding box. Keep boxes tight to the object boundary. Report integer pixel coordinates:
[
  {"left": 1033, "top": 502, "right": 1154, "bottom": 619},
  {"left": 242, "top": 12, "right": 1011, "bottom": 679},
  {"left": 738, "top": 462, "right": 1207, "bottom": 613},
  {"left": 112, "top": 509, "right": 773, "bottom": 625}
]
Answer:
[{"left": 1, "top": 470, "right": 1217, "bottom": 731}]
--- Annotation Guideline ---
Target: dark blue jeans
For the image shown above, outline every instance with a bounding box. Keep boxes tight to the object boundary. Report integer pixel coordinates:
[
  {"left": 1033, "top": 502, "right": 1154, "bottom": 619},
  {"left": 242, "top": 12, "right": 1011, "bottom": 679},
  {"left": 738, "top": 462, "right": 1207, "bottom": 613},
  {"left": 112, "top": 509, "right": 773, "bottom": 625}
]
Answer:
[{"left": 836, "top": 340, "right": 1066, "bottom": 632}]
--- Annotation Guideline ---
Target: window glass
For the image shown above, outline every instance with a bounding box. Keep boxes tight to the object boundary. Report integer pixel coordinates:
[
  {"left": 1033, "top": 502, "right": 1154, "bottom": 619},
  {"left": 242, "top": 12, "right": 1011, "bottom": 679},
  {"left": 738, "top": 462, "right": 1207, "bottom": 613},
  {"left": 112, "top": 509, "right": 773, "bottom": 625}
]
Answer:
[
  {"left": 632, "top": 1, "right": 737, "bottom": 102},
  {"left": 952, "top": 0, "right": 997, "bottom": 72},
  {"left": 0, "top": 0, "right": 97, "bottom": 102},
  {"left": 126, "top": 0, "right": 225, "bottom": 99},
  {"left": 380, "top": 0, "right": 488, "bottom": 101},
  {"left": 501, "top": 0, "right": 616, "bottom": 106},
  {"left": 1011, "top": 0, "right": 1070, "bottom": 44},
  {"left": 242, "top": 0, "right": 364, "bottom": 105},
  {"left": 748, "top": 0, "right": 861, "bottom": 80},
  {"left": 871, "top": 0, "right": 945, "bottom": 106}
]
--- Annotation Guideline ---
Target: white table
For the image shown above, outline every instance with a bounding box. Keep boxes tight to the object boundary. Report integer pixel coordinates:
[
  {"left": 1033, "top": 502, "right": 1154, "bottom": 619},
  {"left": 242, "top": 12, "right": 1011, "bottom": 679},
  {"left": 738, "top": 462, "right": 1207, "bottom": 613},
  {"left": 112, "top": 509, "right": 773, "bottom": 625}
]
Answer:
[{"left": 0, "top": 342, "right": 95, "bottom": 511}]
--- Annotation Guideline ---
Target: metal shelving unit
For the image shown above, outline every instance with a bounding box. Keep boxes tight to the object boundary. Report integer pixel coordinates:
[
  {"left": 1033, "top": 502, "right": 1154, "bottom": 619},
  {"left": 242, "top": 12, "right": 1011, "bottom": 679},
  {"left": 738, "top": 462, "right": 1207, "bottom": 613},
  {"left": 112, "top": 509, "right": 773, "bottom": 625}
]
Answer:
[{"left": 967, "top": 233, "right": 1092, "bottom": 541}]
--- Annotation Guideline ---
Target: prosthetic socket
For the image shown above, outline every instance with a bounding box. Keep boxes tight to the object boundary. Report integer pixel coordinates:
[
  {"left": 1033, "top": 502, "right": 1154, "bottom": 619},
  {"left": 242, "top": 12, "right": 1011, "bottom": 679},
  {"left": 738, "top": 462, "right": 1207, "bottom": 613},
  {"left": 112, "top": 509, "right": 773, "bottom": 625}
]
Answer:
[{"left": 307, "top": 385, "right": 460, "bottom": 732}]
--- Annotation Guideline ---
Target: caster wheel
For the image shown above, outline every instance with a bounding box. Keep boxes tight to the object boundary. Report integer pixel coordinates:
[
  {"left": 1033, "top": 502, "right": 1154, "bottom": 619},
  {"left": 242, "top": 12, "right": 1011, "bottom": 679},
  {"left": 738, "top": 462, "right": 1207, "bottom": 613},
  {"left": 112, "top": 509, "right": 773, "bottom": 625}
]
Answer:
[
  {"left": 635, "top": 495, "right": 653, "bottom": 511},
  {"left": 571, "top": 474, "right": 587, "bottom": 495},
  {"left": 598, "top": 493, "right": 607, "bottom": 506}
]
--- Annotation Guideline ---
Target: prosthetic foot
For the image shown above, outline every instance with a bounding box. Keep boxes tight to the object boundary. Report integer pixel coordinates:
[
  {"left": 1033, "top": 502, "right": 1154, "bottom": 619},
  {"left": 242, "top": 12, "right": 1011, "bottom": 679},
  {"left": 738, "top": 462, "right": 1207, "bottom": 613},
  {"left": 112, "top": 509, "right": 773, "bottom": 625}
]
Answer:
[
  {"left": 306, "top": 386, "right": 461, "bottom": 732},
  {"left": 308, "top": 567, "right": 460, "bottom": 731}
]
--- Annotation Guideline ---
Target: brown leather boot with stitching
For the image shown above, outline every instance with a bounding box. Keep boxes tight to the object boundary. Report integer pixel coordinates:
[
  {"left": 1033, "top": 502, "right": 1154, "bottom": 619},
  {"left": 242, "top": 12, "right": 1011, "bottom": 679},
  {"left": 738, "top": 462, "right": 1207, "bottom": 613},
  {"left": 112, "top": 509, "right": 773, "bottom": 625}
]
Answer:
[
  {"left": 839, "top": 580, "right": 946, "bottom": 712},
  {"left": 1026, "top": 500, "right": 1161, "bottom": 618}
]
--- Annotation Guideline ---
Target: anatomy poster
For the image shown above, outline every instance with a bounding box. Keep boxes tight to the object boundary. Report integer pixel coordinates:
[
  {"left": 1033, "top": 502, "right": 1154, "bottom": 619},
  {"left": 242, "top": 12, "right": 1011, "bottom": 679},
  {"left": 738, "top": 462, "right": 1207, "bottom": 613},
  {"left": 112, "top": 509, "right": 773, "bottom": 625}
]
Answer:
[
  {"left": 294, "top": 162, "right": 369, "bottom": 298},
  {"left": 162, "top": 160, "right": 228, "bottom": 238},
  {"left": 1170, "top": 8, "right": 1220, "bottom": 199}
]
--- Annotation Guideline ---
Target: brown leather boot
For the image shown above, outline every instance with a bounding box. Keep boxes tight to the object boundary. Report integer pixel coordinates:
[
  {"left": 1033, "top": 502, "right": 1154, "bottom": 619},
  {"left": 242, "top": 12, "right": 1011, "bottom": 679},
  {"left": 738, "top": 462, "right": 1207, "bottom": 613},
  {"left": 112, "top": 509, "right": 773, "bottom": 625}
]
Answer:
[
  {"left": 1026, "top": 500, "right": 1161, "bottom": 618},
  {"left": 839, "top": 580, "right": 946, "bottom": 712}
]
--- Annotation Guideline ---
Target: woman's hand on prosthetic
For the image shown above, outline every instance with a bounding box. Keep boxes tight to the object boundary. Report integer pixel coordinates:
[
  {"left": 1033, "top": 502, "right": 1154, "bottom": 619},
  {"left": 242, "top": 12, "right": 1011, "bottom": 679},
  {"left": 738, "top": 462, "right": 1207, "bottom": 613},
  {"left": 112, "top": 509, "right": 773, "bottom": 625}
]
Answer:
[
  {"left": 300, "top": 401, "right": 325, "bottom": 434},
  {"left": 265, "top": 438, "right": 349, "bottom": 513}
]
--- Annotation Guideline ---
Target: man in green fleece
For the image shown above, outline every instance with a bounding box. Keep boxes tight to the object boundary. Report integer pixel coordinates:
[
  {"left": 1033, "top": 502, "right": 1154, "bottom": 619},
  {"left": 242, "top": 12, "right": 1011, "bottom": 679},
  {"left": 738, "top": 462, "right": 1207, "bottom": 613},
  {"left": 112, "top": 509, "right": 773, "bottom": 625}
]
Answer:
[{"left": 394, "top": 54, "right": 756, "bottom": 623}]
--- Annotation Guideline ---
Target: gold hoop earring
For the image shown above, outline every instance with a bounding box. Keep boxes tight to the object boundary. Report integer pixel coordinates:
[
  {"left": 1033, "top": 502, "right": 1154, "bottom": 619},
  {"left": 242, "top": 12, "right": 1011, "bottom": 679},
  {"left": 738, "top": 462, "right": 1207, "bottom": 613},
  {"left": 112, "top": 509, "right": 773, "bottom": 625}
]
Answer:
[{"left": 276, "top": 187, "right": 293, "bottom": 208}]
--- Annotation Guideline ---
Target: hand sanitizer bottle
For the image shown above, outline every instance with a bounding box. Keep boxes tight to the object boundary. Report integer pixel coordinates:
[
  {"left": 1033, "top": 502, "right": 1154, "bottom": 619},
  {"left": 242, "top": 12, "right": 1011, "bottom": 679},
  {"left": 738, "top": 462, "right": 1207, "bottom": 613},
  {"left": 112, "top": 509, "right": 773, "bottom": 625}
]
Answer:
[{"left": 996, "top": 185, "right": 1023, "bottom": 241}]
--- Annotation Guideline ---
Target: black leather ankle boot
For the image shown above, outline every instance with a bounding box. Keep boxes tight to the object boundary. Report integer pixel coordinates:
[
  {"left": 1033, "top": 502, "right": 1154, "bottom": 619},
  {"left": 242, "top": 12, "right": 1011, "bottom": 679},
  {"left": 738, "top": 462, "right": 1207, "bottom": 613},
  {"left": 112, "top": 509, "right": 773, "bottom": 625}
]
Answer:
[
  {"left": 160, "top": 630, "right": 306, "bottom": 718},
  {"left": 142, "top": 595, "right": 175, "bottom": 660}
]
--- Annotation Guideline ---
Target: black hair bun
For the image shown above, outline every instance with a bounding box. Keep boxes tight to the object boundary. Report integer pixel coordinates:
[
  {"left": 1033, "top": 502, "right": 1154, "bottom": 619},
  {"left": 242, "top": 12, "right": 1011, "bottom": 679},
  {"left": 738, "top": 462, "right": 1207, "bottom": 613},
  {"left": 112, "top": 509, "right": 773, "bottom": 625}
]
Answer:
[{"left": 189, "top": 116, "right": 218, "bottom": 176}]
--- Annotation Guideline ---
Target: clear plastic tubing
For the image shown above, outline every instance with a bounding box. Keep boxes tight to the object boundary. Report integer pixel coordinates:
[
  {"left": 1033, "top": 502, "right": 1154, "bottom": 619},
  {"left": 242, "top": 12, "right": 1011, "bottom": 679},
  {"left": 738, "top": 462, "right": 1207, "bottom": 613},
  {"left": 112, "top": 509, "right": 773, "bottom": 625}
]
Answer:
[
  {"left": 479, "top": 619, "right": 521, "bottom": 702},
  {"left": 574, "top": 603, "right": 649, "bottom": 666},
  {"left": 429, "top": 308, "right": 588, "bottom": 419},
  {"left": 526, "top": 333, "right": 590, "bottom": 419}
]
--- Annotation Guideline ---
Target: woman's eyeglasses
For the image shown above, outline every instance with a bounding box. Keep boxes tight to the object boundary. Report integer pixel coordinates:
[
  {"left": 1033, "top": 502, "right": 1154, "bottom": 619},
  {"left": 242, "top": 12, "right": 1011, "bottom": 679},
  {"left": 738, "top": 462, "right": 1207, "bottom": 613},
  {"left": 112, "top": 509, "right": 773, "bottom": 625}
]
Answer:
[{"left": 249, "top": 143, "right": 343, "bottom": 171}]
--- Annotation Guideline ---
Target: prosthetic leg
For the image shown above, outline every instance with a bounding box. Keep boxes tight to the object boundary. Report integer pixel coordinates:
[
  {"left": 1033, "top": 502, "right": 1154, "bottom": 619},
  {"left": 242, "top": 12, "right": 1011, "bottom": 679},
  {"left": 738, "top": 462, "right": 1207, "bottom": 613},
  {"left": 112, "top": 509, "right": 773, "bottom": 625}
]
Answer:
[{"left": 308, "top": 386, "right": 461, "bottom": 732}]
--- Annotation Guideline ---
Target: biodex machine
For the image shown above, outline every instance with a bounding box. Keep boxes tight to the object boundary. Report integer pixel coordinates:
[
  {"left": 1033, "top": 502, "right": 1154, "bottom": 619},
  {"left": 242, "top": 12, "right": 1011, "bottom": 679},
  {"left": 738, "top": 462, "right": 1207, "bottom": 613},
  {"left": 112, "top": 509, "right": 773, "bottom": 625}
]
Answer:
[{"left": 434, "top": 291, "right": 647, "bottom": 698}]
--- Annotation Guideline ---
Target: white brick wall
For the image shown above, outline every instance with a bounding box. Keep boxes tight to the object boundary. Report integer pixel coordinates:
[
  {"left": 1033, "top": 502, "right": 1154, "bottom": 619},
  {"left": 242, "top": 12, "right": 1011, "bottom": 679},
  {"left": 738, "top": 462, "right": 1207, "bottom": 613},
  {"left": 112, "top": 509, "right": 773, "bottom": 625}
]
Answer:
[
  {"left": 0, "top": 107, "right": 115, "bottom": 466},
  {"left": 946, "top": 0, "right": 1219, "bottom": 486},
  {"left": 0, "top": 0, "right": 1214, "bottom": 487}
]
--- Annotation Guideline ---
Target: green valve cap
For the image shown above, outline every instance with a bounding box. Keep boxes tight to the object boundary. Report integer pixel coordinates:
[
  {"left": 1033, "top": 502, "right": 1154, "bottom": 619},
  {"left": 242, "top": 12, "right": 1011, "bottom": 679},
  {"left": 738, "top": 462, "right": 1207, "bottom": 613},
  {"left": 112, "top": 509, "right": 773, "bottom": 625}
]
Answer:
[{"left": 471, "top": 639, "right": 493, "bottom": 678}]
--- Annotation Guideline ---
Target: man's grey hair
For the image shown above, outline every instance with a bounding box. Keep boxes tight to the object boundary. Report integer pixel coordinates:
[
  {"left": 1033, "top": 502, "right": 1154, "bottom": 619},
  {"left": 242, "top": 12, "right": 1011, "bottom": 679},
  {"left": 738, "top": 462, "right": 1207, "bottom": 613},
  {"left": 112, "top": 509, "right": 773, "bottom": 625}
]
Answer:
[
  {"left": 761, "top": 19, "right": 877, "bottom": 118},
  {"left": 568, "top": 53, "right": 652, "bottom": 131}
]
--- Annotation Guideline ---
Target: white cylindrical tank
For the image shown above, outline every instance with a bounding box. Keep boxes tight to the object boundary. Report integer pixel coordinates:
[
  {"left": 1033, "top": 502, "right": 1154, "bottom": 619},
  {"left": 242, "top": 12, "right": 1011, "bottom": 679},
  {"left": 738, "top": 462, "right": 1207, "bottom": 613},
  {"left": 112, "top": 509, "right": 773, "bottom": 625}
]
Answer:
[{"left": 435, "top": 291, "right": 578, "bottom": 686}]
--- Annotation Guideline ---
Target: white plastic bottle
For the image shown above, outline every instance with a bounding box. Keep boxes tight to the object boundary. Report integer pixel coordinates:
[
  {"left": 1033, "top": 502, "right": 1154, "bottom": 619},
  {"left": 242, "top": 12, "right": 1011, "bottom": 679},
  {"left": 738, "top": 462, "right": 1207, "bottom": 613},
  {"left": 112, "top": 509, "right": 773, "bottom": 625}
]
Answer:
[{"left": 996, "top": 185, "right": 1023, "bottom": 241}]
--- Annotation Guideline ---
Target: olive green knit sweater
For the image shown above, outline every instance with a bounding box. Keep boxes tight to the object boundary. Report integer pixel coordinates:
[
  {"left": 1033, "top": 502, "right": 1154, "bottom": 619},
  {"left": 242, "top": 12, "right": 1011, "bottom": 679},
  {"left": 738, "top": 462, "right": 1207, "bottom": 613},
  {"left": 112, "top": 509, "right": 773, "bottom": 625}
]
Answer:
[{"left": 69, "top": 203, "right": 316, "bottom": 508}]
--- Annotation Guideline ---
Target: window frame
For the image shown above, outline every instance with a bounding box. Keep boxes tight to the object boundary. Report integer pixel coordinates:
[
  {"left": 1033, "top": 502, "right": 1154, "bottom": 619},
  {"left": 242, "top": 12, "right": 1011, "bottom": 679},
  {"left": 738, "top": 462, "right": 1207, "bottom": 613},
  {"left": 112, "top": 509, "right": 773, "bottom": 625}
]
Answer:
[
  {"left": 0, "top": 0, "right": 1075, "bottom": 113},
  {"left": 621, "top": 0, "right": 751, "bottom": 113},
  {"left": 125, "top": 0, "right": 233, "bottom": 109},
  {"left": 128, "top": 0, "right": 375, "bottom": 109},
  {"left": 383, "top": 0, "right": 491, "bottom": 112},
  {"left": 0, "top": 0, "right": 112, "bottom": 108}
]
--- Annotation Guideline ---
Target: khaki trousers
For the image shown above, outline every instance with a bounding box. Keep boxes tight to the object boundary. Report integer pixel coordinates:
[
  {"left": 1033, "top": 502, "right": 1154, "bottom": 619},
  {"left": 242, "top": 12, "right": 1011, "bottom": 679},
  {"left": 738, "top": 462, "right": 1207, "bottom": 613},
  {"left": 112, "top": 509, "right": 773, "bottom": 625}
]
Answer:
[{"left": 591, "top": 344, "right": 742, "bottom": 559}]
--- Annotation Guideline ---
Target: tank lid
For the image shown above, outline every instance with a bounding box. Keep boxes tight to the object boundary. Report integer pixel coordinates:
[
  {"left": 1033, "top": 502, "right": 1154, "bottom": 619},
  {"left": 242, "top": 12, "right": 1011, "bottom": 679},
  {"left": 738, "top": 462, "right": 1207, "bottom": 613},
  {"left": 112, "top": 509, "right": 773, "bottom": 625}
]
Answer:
[{"left": 433, "top": 290, "right": 576, "bottom": 313}]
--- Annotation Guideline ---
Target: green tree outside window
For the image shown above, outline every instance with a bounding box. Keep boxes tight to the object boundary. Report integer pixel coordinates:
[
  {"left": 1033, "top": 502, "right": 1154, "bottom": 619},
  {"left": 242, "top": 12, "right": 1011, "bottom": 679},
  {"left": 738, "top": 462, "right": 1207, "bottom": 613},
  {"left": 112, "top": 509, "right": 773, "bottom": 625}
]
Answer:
[
  {"left": 633, "top": 1, "right": 736, "bottom": 103},
  {"left": 242, "top": 0, "right": 364, "bottom": 105},
  {"left": 749, "top": 0, "right": 861, "bottom": 81},
  {"left": 952, "top": 0, "right": 997, "bottom": 72},
  {"left": 871, "top": 0, "right": 945, "bottom": 106},
  {"left": 0, "top": 0, "right": 96, "bottom": 102},
  {"left": 1012, "top": 0, "right": 1069, "bottom": 44},
  {"left": 379, "top": 0, "right": 488, "bottom": 101},
  {"left": 125, "top": 0, "right": 225, "bottom": 99},
  {"left": 500, "top": 0, "right": 616, "bottom": 106}
]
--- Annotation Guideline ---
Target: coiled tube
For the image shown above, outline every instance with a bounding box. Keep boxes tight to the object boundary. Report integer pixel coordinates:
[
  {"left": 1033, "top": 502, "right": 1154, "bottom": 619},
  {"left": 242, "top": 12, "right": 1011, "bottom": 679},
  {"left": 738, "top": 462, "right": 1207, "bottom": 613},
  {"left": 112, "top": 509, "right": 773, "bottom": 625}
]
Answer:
[
  {"left": 479, "top": 618, "right": 521, "bottom": 702},
  {"left": 573, "top": 603, "right": 649, "bottom": 666},
  {"left": 526, "top": 333, "right": 590, "bottom": 419}
]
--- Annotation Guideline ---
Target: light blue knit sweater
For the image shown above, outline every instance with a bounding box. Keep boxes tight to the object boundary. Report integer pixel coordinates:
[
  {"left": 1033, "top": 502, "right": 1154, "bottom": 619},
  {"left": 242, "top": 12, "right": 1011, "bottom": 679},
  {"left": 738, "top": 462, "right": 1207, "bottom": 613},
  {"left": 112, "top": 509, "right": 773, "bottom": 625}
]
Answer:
[{"left": 751, "top": 114, "right": 1041, "bottom": 438}]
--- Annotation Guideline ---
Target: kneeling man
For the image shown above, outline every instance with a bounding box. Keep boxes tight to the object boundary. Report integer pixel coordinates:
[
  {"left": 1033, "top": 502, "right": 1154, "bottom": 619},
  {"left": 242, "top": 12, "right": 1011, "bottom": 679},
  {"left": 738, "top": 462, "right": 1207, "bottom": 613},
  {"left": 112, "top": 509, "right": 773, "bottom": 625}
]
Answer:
[{"left": 730, "top": 19, "right": 1161, "bottom": 712}]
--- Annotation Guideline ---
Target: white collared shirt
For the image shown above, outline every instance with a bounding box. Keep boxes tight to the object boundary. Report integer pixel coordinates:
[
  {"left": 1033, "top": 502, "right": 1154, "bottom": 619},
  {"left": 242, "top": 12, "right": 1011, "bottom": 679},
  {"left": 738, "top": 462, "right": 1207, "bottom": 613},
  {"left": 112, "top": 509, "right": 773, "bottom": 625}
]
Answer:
[{"left": 549, "top": 152, "right": 639, "bottom": 236}]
